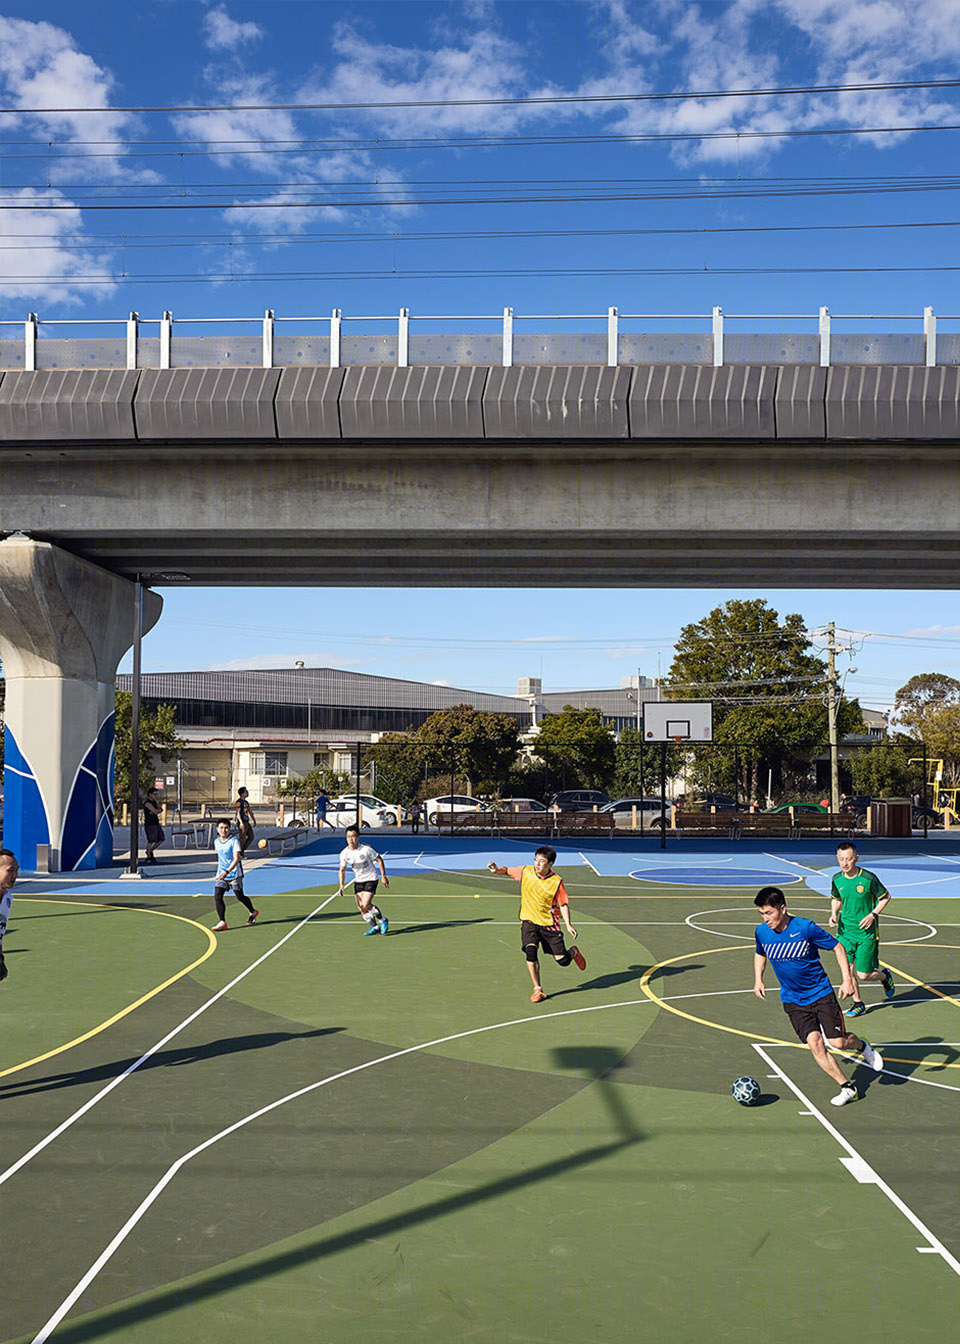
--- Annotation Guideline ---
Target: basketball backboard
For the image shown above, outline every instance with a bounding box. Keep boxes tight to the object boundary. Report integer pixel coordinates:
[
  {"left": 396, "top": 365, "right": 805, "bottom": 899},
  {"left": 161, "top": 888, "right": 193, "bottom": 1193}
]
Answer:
[{"left": 643, "top": 701, "right": 713, "bottom": 742}]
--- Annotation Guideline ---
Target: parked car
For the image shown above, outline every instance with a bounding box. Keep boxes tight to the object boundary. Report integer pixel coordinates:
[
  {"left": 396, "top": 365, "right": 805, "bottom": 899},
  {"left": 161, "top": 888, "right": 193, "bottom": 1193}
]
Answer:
[
  {"left": 423, "top": 794, "right": 493, "bottom": 826},
  {"left": 687, "top": 793, "right": 742, "bottom": 812},
  {"left": 496, "top": 797, "right": 548, "bottom": 812},
  {"left": 765, "top": 802, "right": 827, "bottom": 815},
  {"left": 841, "top": 795, "right": 940, "bottom": 829},
  {"left": 318, "top": 794, "right": 402, "bottom": 828},
  {"left": 600, "top": 797, "right": 669, "bottom": 828},
  {"left": 548, "top": 789, "right": 611, "bottom": 812}
]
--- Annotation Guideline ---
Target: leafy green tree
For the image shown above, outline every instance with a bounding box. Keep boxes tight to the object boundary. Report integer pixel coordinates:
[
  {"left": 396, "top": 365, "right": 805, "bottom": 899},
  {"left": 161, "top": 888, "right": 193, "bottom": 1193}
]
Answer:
[
  {"left": 665, "top": 599, "right": 862, "bottom": 803},
  {"left": 114, "top": 690, "right": 181, "bottom": 803},
  {"left": 277, "top": 766, "right": 350, "bottom": 810},
  {"left": 417, "top": 704, "right": 521, "bottom": 794},
  {"left": 366, "top": 733, "right": 425, "bottom": 805},
  {"left": 531, "top": 706, "right": 616, "bottom": 792},
  {"left": 893, "top": 674, "right": 960, "bottom": 784},
  {"left": 849, "top": 740, "right": 922, "bottom": 798}
]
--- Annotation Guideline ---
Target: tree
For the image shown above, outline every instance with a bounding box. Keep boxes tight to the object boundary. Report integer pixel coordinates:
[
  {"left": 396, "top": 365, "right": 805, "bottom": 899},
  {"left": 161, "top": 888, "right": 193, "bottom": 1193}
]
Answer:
[
  {"left": 113, "top": 690, "right": 181, "bottom": 803},
  {"left": 277, "top": 766, "right": 350, "bottom": 810},
  {"left": 665, "top": 599, "right": 862, "bottom": 802},
  {"left": 893, "top": 674, "right": 960, "bottom": 784},
  {"left": 365, "top": 733, "right": 425, "bottom": 805},
  {"left": 849, "top": 740, "right": 922, "bottom": 798},
  {"left": 531, "top": 706, "right": 616, "bottom": 792},
  {"left": 417, "top": 705, "right": 521, "bottom": 794}
]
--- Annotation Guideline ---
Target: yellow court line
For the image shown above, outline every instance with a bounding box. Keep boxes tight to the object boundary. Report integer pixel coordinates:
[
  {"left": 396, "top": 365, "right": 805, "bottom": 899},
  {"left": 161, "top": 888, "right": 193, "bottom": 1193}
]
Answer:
[
  {"left": 640, "top": 944, "right": 960, "bottom": 1069},
  {"left": 1, "top": 899, "right": 217, "bottom": 1079},
  {"left": 882, "top": 957, "right": 960, "bottom": 1011}
]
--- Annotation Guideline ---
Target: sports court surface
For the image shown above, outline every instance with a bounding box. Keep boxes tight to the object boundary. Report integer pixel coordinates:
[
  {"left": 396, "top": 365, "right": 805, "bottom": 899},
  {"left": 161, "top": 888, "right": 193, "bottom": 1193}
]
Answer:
[{"left": 4, "top": 833, "right": 960, "bottom": 1343}]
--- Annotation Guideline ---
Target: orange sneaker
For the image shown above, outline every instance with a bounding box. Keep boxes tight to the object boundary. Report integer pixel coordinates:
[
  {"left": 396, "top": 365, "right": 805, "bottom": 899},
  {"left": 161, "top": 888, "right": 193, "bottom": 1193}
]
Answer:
[
  {"left": 570, "top": 946, "right": 586, "bottom": 970},
  {"left": 530, "top": 986, "right": 546, "bottom": 1002}
]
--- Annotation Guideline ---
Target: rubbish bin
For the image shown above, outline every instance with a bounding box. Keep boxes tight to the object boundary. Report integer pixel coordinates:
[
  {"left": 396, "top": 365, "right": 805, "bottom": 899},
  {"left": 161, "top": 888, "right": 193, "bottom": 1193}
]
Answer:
[{"left": 868, "top": 801, "right": 911, "bottom": 837}]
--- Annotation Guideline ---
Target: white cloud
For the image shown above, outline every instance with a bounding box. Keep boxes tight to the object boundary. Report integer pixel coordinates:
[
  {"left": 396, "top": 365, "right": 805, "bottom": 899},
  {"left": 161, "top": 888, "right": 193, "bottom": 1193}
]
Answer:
[
  {"left": 0, "top": 190, "right": 116, "bottom": 304},
  {"left": 203, "top": 6, "right": 264, "bottom": 52},
  {"left": 0, "top": 16, "right": 155, "bottom": 184}
]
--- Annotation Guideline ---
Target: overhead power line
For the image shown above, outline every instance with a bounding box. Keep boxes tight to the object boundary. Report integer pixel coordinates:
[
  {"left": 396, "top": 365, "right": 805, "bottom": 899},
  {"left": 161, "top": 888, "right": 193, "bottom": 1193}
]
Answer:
[{"left": 3, "top": 75, "right": 959, "bottom": 114}]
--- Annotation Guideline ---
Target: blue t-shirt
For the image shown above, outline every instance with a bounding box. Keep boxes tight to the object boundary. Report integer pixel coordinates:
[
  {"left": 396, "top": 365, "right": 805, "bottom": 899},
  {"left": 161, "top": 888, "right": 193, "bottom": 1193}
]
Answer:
[
  {"left": 755, "top": 915, "right": 837, "bottom": 1006},
  {"left": 215, "top": 835, "right": 243, "bottom": 882}
]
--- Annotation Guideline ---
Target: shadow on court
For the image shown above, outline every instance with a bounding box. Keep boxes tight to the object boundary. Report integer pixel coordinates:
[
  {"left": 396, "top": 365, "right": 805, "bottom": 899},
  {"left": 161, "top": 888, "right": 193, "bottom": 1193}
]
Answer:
[
  {"left": 38, "top": 1041, "right": 644, "bottom": 1344},
  {"left": 548, "top": 961, "right": 704, "bottom": 999},
  {"left": 0, "top": 1028, "right": 343, "bottom": 1099},
  {"left": 875, "top": 1035, "right": 960, "bottom": 1087},
  {"left": 386, "top": 918, "right": 491, "bottom": 937}
]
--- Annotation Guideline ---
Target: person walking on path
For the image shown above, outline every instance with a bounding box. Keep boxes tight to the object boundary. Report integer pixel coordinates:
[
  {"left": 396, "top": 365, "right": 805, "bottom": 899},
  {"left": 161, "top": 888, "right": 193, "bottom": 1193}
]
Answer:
[
  {"left": 409, "top": 800, "right": 421, "bottom": 835},
  {"left": 338, "top": 826, "right": 390, "bottom": 935},
  {"left": 487, "top": 845, "right": 586, "bottom": 1002},
  {"left": 0, "top": 849, "right": 20, "bottom": 983},
  {"left": 828, "top": 842, "right": 894, "bottom": 1015},
  {"left": 234, "top": 786, "right": 256, "bottom": 853},
  {"left": 143, "top": 787, "right": 165, "bottom": 864},
  {"left": 753, "top": 885, "right": 882, "bottom": 1107},
  {"left": 315, "top": 789, "right": 330, "bottom": 830},
  {"left": 212, "top": 820, "right": 259, "bottom": 931}
]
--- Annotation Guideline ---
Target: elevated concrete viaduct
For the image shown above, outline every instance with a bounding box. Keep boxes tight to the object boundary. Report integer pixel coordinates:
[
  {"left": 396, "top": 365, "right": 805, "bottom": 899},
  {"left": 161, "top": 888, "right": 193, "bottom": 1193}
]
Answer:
[{"left": 1, "top": 356, "right": 959, "bottom": 868}]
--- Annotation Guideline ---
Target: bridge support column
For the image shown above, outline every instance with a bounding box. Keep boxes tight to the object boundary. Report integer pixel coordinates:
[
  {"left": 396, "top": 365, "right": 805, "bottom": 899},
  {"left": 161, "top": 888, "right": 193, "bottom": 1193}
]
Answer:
[{"left": 0, "top": 537, "right": 162, "bottom": 871}]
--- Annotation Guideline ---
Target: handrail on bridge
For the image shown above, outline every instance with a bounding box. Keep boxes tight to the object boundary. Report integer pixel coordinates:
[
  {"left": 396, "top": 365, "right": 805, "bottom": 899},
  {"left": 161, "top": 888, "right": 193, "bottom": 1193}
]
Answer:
[{"left": 2, "top": 305, "right": 957, "bottom": 373}]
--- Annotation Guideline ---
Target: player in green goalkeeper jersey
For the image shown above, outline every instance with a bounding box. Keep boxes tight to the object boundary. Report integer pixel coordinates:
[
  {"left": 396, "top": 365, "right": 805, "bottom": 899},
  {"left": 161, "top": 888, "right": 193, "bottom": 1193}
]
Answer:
[{"left": 828, "top": 842, "right": 894, "bottom": 1016}]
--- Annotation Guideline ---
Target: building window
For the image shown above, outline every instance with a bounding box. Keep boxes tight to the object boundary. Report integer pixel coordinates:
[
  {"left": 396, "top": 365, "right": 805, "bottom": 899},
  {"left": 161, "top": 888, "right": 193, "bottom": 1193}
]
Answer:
[
  {"left": 313, "top": 752, "right": 328, "bottom": 767},
  {"left": 252, "top": 751, "right": 288, "bottom": 775}
]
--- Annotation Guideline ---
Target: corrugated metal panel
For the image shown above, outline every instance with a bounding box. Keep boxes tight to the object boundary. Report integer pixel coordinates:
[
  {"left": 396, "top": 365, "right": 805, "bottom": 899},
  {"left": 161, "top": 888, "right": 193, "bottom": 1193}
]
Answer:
[
  {"left": 339, "top": 365, "right": 488, "bottom": 439},
  {"left": 482, "top": 366, "right": 631, "bottom": 438},
  {"left": 116, "top": 666, "right": 523, "bottom": 713},
  {"left": 134, "top": 368, "right": 281, "bottom": 439},
  {"left": 0, "top": 369, "right": 139, "bottom": 440},
  {"left": 825, "top": 366, "right": 960, "bottom": 439},
  {"left": 275, "top": 366, "right": 345, "bottom": 438},
  {"left": 628, "top": 365, "right": 776, "bottom": 439},
  {"left": 774, "top": 365, "right": 827, "bottom": 439}
]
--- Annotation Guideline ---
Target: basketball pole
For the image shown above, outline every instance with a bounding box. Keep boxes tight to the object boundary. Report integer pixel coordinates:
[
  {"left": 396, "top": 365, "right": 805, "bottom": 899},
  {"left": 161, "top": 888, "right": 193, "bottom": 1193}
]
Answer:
[{"left": 659, "top": 741, "right": 667, "bottom": 851}]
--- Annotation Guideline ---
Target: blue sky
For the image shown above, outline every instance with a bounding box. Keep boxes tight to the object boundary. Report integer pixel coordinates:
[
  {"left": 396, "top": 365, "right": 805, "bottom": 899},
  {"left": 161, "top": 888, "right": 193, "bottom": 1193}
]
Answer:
[{"left": 4, "top": 0, "right": 960, "bottom": 711}]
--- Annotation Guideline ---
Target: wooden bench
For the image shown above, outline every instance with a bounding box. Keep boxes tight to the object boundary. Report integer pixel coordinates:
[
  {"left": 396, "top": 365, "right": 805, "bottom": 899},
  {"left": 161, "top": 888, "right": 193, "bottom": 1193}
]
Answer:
[
  {"left": 673, "top": 810, "right": 738, "bottom": 836},
  {"left": 554, "top": 811, "right": 615, "bottom": 836},
  {"left": 494, "top": 811, "right": 556, "bottom": 835},
  {"left": 790, "top": 812, "right": 855, "bottom": 839},
  {"left": 434, "top": 811, "right": 495, "bottom": 832},
  {"left": 736, "top": 813, "right": 795, "bottom": 837}
]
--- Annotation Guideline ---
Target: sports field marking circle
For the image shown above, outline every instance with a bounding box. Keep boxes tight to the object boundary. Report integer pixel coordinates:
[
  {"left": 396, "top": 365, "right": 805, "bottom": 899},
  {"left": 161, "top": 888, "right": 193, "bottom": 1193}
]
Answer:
[
  {"left": 631, "top": 866, "right": 802, "bottom": 887},
  {"left": 641, "top": 944, "right": 960, "bottom": 1071},
  {"left": 0, "top": 899, "right": 217, "bottom": 1079},
  {"left": 685, "top": 905, "right": 938, "bottom": 944}
]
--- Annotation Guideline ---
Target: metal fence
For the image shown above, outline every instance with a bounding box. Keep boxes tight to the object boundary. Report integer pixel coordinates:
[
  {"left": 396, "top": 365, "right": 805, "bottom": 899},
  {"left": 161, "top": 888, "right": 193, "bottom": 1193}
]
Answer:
[{"left": 2, "top": 307, "right": 958, "bottom": 371}]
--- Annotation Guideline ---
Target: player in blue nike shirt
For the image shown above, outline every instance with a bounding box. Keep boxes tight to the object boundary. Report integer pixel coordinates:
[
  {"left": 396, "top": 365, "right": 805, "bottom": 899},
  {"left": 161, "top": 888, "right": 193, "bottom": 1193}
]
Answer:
[{"left": 753, "top": 886, "right": 882, "bottom": 1107}]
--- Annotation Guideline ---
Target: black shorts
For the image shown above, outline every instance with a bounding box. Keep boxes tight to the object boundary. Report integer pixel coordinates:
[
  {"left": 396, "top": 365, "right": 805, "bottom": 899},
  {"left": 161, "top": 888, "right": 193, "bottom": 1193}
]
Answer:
[
  {"left": 354, "top": 880, "right": 379, "bottom": 896},
  {"left": 520, "top": 919, "right": 567, "bottom": 958},
  {"left": 215, "top": 879, "right": 244, "bottom": 896},
  {"left": 145, "top": 825, "right": 164, "bottom": 843},
  {"left": 783, "top": 991, "right": 846, "bottom": 1043}
]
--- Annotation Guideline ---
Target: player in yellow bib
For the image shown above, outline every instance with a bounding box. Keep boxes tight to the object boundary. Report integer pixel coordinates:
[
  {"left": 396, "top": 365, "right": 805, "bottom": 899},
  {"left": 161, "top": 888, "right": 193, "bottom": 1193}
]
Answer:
[
  {"left": 828, "top": 842, "right": 894, "bottom": 1016},
  {"left": 488, "top": 845, "right": 586, "bottom": 1002}
]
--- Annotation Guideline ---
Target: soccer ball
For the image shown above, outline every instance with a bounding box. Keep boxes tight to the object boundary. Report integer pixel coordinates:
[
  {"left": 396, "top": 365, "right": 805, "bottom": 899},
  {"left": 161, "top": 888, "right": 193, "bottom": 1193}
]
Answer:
[
  {"left": 258, "top": 838, "right": 268, "bottom": 849},
  {"left": 731, "top": 1075, "right": 762, "bottom": 1106}
]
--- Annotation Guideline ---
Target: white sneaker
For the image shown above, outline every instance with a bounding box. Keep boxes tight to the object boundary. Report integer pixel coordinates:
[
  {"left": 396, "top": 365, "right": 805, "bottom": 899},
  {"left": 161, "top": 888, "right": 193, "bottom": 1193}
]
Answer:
[
  {"left": 857, "top": 1041, "right": 884, "bottom": 1072},
  {"left": 212, "top": 920, "right": 228, "bottom": 932},
  {"left": 830, "top": 1083, "right": 858, "bottom": 1107}
]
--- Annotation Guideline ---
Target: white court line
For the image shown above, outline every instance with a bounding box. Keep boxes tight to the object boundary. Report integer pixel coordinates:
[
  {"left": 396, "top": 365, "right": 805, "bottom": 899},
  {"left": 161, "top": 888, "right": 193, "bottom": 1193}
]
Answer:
[
  {"left": 578, "top": 851, "right": 600, "bottom": 875},
  {"left": 28, "top": 994, "right": 659, "bottom": 1343},
  {"left": 753, "top": 1044, "right": 960, "bottom": 1274},
  {"left": 0, "top": 893, "right": 339, "bottom": 1190}
]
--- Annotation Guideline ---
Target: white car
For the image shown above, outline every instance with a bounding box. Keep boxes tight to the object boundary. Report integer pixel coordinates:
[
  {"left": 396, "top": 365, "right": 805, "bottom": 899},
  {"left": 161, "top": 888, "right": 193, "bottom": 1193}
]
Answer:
[
  {"left": 422, "top": 794, "right": 493, "bottom": 826},
  {"left": 324, "top": 794, "right": 402, "bottom": 828},
  {"left": 600, "top": 797, "right": 669, "bottom": 829}
]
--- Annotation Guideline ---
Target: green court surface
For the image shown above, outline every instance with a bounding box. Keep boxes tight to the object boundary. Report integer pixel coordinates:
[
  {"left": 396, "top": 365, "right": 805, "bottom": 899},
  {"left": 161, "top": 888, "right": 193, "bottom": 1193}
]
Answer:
[{"left": 3, "top": 857, "right": 960, "bottom": 1343}]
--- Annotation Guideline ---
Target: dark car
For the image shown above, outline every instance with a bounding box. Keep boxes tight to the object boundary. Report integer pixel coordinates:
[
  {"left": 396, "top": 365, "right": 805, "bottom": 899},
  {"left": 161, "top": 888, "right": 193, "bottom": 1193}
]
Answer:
[
  {"left": 765, "top": 802, "right": 827, "bottom": 815},
  {"left": 548, "top": 789, "right": 611, "bottom": 812},
  {"left": 842, "top": 795, "right": 940, "bottom": 829},
  {"left": 688, "top": 793, "right": 742, "bottom": 812}
]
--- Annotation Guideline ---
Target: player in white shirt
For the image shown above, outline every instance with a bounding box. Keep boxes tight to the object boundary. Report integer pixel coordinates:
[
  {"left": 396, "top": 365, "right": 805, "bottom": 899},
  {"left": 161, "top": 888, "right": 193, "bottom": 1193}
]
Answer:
[
  {"left": 338, "top": 826, "right": 390, "bottom": 935},
  {"left": 0, "top": 849, "right": 20, "bottom": 983}
]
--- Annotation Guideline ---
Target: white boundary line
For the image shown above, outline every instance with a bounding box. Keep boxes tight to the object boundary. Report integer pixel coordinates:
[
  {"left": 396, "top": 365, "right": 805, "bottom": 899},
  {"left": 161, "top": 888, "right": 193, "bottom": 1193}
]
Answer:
[
  {"left": 753, "top": 1043, "right": 960, "bottom": 1275},
  {"left": 0, "top": 894, "right": 339, "bottom": 1189},
  {"left": 578, "top": 851, "right": 600, "bottom": 875}
]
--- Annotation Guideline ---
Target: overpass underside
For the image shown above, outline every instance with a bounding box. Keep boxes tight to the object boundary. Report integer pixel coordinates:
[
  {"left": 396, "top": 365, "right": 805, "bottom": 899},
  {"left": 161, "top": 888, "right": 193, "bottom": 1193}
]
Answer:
[{"left": 1, "top": 361, "right": 959, "bottom": 587}]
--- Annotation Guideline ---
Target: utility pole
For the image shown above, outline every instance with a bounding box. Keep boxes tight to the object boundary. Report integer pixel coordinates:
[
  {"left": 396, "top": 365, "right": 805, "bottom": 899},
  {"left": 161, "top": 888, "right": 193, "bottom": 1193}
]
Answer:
[{"left": 826, "top": 621, "right": 840, "bottom": 813}]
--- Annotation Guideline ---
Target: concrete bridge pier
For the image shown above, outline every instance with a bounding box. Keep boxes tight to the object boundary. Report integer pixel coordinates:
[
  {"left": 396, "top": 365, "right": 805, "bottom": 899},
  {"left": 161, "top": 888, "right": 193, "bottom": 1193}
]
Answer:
[{"left": 0, "top": 536, "right": 162, "bottom": 871}]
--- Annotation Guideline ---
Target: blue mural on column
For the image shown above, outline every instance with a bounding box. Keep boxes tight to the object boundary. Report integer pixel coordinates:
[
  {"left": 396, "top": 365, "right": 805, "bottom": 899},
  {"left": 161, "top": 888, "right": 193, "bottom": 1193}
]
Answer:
[
  {"left": 3, "top": 727, "right": 50, "bottom": 865},
  {"left": 95, "top": 709, "right": 115, "bottom": 869},
  {"left": 59, "top": 709, "right": 115, "bottom": 871}
]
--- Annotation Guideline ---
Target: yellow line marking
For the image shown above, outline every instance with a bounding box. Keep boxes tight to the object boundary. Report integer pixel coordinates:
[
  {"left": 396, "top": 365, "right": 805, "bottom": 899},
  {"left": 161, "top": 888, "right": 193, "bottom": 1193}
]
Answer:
[
  {"left": 640, "top": 944, "right": 960, "bottom": 1069},
  {"left": 1, "top": 899, "right": 217, "bottom": 1079},
  {"left": 882, "top": 958, "right": 960, "bottom": 1011}
]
